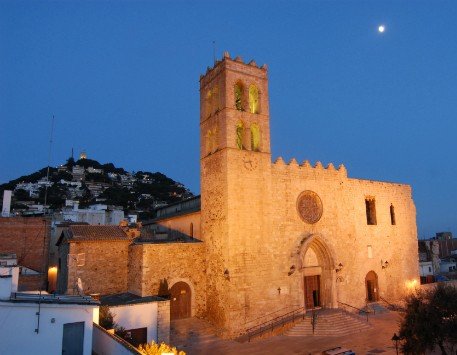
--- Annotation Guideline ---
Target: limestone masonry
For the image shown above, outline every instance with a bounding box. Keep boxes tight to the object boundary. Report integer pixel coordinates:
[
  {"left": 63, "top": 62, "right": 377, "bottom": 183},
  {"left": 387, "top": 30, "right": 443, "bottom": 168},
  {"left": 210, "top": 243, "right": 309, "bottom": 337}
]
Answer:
[{"left": 198, "top": 53, "right": 418, "bottom": 336}]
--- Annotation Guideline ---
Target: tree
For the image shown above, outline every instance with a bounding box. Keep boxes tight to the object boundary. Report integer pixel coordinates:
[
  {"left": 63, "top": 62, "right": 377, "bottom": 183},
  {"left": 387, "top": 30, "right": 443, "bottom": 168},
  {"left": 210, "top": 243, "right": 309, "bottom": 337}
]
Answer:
[
  {"left": 399, "top": 283, "right": 457, "bottom": 354},
  {"left": 99, "top": 306, "right": 114, "bottom": 329}
]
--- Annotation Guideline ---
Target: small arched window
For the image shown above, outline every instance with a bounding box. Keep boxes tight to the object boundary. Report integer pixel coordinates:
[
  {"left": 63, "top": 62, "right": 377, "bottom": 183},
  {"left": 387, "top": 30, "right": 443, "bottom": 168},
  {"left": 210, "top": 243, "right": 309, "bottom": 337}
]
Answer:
[
  {"left": 250, "top": 123, "right": 260, "bottom": 151},
  {"left": 236, "top": 121, "right": 244, "bottom": 149},
  {"left": 235, "top": 82, "right": 243, "bottom": 111},
  {"left": 249, "top": 84, "right": 259, "bottom": 114}
]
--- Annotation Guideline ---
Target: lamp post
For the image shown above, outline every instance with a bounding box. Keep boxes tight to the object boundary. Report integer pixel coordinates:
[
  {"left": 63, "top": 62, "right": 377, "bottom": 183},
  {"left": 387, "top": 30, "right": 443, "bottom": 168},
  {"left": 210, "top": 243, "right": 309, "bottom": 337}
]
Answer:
[{"left": 391, "top": 333, "right": 400, "bottom": 355}]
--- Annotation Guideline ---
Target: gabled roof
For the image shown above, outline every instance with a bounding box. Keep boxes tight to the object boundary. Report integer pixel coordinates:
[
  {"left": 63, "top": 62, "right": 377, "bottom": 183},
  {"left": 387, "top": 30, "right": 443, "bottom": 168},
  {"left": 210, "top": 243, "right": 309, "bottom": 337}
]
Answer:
[{"left": 56, "top": 225, "right": 131, "bottom": 245}]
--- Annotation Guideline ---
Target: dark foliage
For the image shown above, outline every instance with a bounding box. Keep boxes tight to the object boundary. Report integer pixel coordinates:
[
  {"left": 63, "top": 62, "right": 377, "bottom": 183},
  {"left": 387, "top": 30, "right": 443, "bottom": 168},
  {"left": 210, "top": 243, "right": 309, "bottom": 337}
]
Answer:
[{"left": 399, "top": 283, "right": 457, "bottom": 355}]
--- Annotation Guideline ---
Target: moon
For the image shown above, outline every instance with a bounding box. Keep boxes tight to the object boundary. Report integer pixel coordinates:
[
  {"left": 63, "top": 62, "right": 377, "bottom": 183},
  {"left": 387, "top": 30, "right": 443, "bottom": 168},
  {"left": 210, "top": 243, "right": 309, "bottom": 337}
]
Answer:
[{"left": 378, "top": 25, "right": 385, "bottom": 33}]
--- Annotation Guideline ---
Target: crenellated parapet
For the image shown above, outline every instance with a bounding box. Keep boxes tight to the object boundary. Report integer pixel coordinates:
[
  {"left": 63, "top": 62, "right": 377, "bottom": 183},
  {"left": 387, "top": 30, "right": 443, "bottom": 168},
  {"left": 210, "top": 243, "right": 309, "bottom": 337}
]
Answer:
[
  {"left": 200, "top": 51, "right": 267, "bottom": 82},
  {"left": 272, "top": 157, "right": 347, "bottom": 178}
]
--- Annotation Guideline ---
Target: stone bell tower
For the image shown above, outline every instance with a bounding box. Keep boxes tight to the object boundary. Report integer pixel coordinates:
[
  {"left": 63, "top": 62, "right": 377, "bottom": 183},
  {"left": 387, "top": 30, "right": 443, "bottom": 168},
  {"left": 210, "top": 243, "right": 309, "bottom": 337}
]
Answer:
[{"left": 200, "top": 52, "right": 275, "bottom": 335}]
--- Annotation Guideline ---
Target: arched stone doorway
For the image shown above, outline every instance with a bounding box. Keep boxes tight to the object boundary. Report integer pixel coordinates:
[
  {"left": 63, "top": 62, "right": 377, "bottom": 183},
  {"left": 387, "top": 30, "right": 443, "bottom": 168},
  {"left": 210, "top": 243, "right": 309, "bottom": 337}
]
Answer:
[
  {"left": 365, "top": 271, "right": 379, "bottom": 302},
  {"left": 299, "top": 234, "right": 337, "bottom": 310},
  {"left": 169, "top": 281, "right": 191, "bottom": 320}
]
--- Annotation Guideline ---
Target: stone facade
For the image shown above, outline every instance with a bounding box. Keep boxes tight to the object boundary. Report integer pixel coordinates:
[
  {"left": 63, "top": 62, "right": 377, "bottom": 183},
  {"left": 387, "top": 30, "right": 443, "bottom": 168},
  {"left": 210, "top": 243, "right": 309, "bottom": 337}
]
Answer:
[
  {"left": 56, "top": 226, "right": 132, "bottom": 295},
  {"left": 198, "top": 53, "right": 419, "bottom": 337},
  {"left": 128, "top": 242, "right": 206, "bottom": 317}
]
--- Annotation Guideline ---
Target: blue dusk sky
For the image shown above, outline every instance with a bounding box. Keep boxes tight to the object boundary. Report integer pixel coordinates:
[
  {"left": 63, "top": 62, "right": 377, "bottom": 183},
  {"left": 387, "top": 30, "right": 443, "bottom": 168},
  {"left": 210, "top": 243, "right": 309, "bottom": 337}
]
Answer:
[{"left": 1, "top": 1, "right": 456, "bottom": 238}]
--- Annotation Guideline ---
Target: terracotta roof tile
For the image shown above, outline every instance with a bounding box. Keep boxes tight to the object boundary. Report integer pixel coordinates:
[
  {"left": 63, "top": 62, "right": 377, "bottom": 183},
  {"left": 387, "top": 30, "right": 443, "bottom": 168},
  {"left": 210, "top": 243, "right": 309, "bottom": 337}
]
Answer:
[{"left": 65, "top": 225, "right": 130, "bottom": 242}]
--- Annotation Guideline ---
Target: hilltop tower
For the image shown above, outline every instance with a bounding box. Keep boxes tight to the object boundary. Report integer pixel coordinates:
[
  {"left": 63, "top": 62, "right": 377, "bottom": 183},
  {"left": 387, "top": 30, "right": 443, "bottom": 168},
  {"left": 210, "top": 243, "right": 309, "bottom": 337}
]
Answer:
[{"left": 200, "top": 53, "right": 275, "bottom": 334}]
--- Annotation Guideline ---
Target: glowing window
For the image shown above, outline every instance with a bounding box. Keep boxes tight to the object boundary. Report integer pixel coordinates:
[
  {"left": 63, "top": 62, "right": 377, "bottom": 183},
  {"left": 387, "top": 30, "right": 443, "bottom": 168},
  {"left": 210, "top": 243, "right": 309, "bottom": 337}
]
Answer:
[
  {"left": 249, "top": 84, "right": 259, "bottom": 114},
  {"left": 250, "top": 123, "right": 260, "bottom": 151},
  {"left": 236, "top": 121, "right": 244, "bottom": 149},
  {"left": 235, "top": 83, "right": 243, "bottom": 111}
]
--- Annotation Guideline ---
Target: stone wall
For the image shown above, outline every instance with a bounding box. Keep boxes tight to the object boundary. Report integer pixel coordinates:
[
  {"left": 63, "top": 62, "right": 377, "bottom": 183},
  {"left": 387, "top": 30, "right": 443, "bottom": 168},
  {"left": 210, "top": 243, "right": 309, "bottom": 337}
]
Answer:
[
  {"left": 270, "top": 159, "right": 419, "bottom": 309},
  {"left": 64, "top": 240, "right": 130, "bottom": 295},
  {"left": 128, "top": 242, "right": 206, "bottom": 317},
  {"left": 157, "top": 299, "right": 170, "bottom": 344}
]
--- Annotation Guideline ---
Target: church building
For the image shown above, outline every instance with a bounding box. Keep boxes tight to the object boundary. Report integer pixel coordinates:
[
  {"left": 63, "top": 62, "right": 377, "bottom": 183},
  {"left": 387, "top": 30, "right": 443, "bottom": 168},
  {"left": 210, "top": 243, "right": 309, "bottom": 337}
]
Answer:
[{"left": 59, "top": 53, "right": 420, "bottom": 338}]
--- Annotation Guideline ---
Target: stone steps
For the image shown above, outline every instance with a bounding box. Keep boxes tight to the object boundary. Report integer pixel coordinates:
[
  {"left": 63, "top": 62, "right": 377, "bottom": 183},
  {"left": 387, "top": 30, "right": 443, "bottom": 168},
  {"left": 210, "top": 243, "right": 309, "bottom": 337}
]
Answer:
[{"left": 285, "top": 310, "right": 372, "bottom": 337}]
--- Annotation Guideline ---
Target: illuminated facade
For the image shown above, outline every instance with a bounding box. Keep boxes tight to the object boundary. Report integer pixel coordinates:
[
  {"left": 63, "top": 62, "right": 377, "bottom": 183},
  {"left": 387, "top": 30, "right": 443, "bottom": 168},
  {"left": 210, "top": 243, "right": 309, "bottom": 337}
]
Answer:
[{"left": 197, "top": 53, "right": 419, "bottom": 336}]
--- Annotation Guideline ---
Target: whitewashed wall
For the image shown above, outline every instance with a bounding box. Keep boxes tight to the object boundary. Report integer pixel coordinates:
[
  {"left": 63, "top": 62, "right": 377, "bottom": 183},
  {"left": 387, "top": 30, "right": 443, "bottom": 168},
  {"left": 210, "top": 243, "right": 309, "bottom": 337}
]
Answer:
[
  {"left": 111, "top": 302, "right": 158, "bottom": 344},
  {"left": 0, "top": 302, "right": 97, "bottom": 355}
]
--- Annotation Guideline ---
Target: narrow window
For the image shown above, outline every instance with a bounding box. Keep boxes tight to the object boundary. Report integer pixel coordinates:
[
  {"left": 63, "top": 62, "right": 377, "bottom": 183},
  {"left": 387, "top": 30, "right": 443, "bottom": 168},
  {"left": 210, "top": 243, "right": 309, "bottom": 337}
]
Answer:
[
  {"left": 249, "top": 84, "right": 259, "bottom": 114},
  {"left": 250, "top": 123, "right": 260, "bottom": 151},
  {"left": 236, "top": 121, "right": 244, "bottom": 149},
  {"left": 367, "top": 245, "right": 373, "bottom": 259},
  {"left": 390, "top": 204, "right": 396, "bottom": 225},
  {"left": 206, "top": 130, "right": 212, "bottom": 155},
  {"left": 206, "top": 90, "right": 212, "bottom": 117},
  {"left": 235, "top": 83, "right": 243, "bottom": 111},
  {"left": 190, "top": 223, "right": 193, "bottom": 238},
  {"left": 212, "top": 125, "right": 218, "bottom": 153},
  {"left": 212, "top": 86, "right": 219, "bottom": 113},
  {"left": 365, "top": 198, "right": 377, "bottom": 225}
]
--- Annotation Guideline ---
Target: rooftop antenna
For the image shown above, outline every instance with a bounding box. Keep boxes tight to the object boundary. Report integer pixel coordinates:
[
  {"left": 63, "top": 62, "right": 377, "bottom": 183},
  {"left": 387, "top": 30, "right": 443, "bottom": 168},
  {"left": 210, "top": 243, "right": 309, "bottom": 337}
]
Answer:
[
  {"left": 43, "top": 115, "right": 55, "bottom": 214},
  {"left": 213, "top": 41, "right": 216, "bottom": 64}
]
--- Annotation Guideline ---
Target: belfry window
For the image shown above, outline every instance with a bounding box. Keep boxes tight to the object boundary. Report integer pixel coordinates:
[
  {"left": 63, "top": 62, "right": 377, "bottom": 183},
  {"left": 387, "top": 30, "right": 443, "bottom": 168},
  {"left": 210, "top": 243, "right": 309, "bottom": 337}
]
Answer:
[
  {"left": 236, "top": 121, "right": 244, "bottom": 149},
  {"left": 390, "top": 204, "right": 396, "bottom": 225},
  {"left": 235, "top": 83, "right": 243, "bottom": 111},
  {"left": 249, "top": 84, "right": 259, "bottom": 114},
  {"left": 365, "top": 198, "right": 377, "bottom": 225},
  {"left": 250, "top": 123, "right": 260, "bottom": 151}
]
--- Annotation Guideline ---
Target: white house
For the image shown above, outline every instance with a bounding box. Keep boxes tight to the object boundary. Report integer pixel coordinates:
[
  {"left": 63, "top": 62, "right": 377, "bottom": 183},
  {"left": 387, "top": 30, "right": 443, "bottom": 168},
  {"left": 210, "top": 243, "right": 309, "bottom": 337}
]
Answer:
[
  {"left": 100, "top": 293, "right": 170, "bottom": 347},
  {"left": 0, "top": 254, "right": 99, "bottom": 355}
]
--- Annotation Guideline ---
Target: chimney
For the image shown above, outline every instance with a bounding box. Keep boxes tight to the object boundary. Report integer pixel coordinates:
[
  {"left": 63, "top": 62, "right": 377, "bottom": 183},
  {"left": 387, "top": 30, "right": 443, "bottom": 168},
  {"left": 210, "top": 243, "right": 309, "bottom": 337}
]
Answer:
[{"left": 2, "top": 190, "right": 11, "bottom": 217}]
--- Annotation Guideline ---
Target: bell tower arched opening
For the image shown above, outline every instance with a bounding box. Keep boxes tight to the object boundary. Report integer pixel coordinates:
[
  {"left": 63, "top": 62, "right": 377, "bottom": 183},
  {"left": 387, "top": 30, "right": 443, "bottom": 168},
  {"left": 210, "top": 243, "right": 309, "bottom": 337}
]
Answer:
[{"left": 298, "top": 234, "right": 337, "bottom": 310}]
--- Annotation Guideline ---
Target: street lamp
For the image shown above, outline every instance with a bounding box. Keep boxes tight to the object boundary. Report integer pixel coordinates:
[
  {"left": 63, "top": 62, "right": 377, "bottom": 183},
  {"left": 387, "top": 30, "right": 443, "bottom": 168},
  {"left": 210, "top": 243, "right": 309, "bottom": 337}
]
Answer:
[{"left": 391, "top": 333, "right": 400, "bottom": 355}]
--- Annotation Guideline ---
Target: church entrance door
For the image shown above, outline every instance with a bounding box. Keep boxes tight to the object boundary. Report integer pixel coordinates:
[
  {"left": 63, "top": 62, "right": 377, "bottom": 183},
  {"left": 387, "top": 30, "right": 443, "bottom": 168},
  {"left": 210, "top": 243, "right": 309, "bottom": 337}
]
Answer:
[
  {"left": 304, "top": 275, "right": 321, "bottom": 308},
  {"left": 365, "top": 271, "right": 379, "bottom": 302},
  {"left": 169, "top": 281, "right": 191, "bottom": 320}
]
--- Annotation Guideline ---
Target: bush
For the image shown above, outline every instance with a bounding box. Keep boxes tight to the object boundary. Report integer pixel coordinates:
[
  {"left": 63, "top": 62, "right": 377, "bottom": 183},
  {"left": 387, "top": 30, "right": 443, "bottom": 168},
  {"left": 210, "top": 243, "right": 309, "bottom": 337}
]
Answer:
[{"left": 138, "top": 341, "right": 185, "bottom": 355}]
